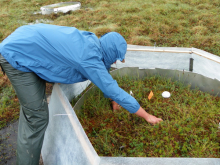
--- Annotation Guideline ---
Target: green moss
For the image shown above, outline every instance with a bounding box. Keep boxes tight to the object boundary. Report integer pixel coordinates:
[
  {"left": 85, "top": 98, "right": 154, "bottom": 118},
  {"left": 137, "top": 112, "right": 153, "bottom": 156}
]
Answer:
[{"left": 73, "top": 75, "right": 220, "bottom": 157}]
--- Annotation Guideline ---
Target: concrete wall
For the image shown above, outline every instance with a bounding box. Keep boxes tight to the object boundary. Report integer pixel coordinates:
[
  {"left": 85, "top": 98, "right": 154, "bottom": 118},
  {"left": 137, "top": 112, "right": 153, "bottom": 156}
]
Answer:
[{"left": 41, "top": 46, "right": 220, "bottom": 165}]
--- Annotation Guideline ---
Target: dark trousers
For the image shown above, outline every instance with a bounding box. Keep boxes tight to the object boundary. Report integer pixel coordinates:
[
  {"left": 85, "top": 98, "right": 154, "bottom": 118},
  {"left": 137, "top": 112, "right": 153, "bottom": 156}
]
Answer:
[{"left": 0, "top": 54, "right": 49, "bottom": 165}]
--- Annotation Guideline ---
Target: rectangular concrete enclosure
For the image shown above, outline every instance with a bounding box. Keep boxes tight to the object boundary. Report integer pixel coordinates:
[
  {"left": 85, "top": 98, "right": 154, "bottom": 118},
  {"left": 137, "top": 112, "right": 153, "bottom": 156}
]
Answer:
[{"left": 41, "top": 45, "right": 220, "bottom": 165}]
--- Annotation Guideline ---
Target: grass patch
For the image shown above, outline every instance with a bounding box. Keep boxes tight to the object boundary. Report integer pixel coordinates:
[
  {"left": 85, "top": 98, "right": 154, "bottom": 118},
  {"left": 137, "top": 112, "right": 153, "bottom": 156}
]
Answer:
[
  {"left": 0, "top": 72, "right": 20, "bottom": 129},
  {"left": 0, "top": 0, "right": 220, "bottom": 55},
  {"left": 73, "top": 75, "right": 220, "bottom": 157},
  {"left": 0, "top": 0, "right": 220, "bottom": 133}
]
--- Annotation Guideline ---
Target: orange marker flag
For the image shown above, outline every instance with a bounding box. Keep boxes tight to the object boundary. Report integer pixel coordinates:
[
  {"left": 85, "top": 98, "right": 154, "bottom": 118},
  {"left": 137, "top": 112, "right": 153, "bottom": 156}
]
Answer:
[{"left": 148, "top": 91, "right": 154, "bottom": 100}]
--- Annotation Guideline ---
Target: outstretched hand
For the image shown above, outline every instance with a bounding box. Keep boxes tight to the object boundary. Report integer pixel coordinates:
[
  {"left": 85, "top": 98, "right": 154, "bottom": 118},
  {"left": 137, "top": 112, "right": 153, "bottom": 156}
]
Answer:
[
  {"left": 135, "top": 106, "right": 163, "bottom": 125},
  {"left": 144, "top": 113, "right": 163, "bottom": 125},
  {"left": 110, "top": 100, "right": 163, "bottom": 125}
]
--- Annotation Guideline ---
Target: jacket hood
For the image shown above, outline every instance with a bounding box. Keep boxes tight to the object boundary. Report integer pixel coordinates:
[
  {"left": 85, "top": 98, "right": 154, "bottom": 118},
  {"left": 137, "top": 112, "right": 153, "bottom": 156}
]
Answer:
[{"left": 99, "top": 32, "right": 127, "bottom": 71}]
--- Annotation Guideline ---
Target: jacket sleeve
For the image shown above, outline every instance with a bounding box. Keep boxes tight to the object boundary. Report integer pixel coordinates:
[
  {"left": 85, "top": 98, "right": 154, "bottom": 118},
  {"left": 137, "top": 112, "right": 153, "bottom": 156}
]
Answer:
[{"left": 79, "top": 59, "right": 140, "bottom": 113}]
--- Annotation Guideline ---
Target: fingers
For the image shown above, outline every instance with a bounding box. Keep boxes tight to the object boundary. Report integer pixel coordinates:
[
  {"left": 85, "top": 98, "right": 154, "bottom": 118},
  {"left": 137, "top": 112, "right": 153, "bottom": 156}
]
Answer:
[
  {"left": 146, "top": 115, "right": 163, "bottom": 125},
  {"left": 113, "top": 105, "right": 121, "bottom": 110},
  {"left": 152, "top": 118, "right": 163, "bottom": 125}
]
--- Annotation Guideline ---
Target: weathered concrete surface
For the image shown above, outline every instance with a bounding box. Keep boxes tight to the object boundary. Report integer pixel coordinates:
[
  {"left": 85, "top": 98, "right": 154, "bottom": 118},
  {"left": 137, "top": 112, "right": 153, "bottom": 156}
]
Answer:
[
  {"left": 41, "top": 46, "right": 220, "bottom": 165},
  {"left": 99, "top": 157, "right": 220, "bottom": 165}
]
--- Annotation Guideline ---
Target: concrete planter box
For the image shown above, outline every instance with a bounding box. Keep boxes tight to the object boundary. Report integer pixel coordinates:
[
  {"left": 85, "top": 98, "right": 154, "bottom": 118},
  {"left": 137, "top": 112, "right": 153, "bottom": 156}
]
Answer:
[
  {"left": 40, "top": 2, "right": 81, "bottom": 15},
  {"left": 41, "top": 45, "right": 220, "bottom": 165}
]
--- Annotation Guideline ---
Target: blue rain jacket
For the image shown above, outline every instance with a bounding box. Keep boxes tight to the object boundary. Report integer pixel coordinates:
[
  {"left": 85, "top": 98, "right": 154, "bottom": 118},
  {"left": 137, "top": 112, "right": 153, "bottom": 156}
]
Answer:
[{"left": 0, "top": 24, "right": 140, "bottom": 113}]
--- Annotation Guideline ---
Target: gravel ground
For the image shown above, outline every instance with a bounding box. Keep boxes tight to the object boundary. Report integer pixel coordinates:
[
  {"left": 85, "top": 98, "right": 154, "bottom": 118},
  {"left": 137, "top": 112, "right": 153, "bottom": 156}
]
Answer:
[
  {"left": 0, "top": 120, "right": 18, "bottom": 165},
  {"left": 0, "top": 120, "right": 45, "bottom": 165}
]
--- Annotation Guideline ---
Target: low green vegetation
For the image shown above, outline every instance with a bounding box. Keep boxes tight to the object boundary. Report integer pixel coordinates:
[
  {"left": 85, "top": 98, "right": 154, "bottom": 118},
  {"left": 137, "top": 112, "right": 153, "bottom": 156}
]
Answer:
[
  {"left": 73, "top": 75, "right": 220, "bottom": 157},
  {"left": 1, "top": 0, "right": 219, "bottom": 162},
  {"left": 0, "top": 72, "right": 20, "bottom": 129},
  {"left": 0, "top": 0, "right": 220, "bottom": 136},
  {"left": 0, "top": 0, "right": 220, "bottom": 55}
]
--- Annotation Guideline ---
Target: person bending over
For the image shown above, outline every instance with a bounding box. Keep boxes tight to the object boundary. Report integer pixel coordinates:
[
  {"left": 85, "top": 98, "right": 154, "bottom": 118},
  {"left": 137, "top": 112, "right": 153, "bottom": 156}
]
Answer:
[{"left": 0, "top": 24, "right": 162, "bottom": 165}]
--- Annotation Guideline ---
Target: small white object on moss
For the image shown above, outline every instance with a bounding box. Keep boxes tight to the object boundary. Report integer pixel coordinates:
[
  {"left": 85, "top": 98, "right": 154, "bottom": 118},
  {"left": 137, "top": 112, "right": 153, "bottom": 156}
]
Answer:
[{"left": 162, "top": 91, "right": 171, "bottom": 98}]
